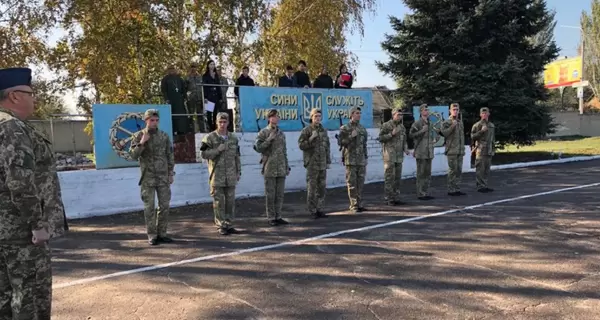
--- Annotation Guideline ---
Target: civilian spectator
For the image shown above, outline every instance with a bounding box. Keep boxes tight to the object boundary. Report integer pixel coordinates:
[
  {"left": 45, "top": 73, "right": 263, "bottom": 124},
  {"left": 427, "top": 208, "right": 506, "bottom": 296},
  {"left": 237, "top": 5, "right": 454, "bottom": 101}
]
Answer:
[
  {"left": 335, "top": 64, "right": 353, "bottom": 89},
  {"left": 234, "top": 66, "right": 255, "bottom": 97},
  {"left": 278, "top": 65, "right": 295, "bottom": 87},
  {"left": 218, "top": 66, "right": 234, "bottom": 132},
  {"left": 292, "top": 60, "right": 311, "bottom": 88},
  {"left": 202, "top": 60, "right": 223, "bottom": 131},
  {"left": 313, "top": 65, "right": 334, "bottom": 89}
]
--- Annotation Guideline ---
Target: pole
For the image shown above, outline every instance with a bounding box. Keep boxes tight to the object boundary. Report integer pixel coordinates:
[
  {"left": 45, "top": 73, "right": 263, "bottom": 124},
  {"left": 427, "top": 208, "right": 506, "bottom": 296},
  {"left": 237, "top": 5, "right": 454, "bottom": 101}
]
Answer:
[{"left": 579, "top": 27, "right": 585, "bottom": 115}]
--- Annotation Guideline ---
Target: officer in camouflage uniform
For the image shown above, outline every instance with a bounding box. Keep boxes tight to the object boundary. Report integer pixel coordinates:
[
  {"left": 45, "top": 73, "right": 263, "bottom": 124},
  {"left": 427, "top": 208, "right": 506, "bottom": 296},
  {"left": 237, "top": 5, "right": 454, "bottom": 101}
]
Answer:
[
  {"left": 130, "top": 109, "right": 175, "bottom": 245},
  {"left": 409, "top": 104, "right": 435, "bottom": 200},
  {"left": 378, "top": 107, "right": 410, "bottom": 205},
  {"left": 298, "top": 109, "right": 331, "bottom": 219},
  {"left": 470, "top": 107, "right": 495, "bottom": 192},
  {"left": 440, "top": 103, "right": 466, "bottom": 196},
  {"left": 254, "top": 109, "right": 290, "bottom": 226},
  {"left": 200, "top": 112, "right": 241, "bottom": 235},
  {"left": 338, "top": 106, "right": 368, "bottom": 213},
  {"left": 0, "top": 67, "right": 65, "bottom": 319},
  {"left": 186, "top": 62, "right": 206, "bottom": 133}
]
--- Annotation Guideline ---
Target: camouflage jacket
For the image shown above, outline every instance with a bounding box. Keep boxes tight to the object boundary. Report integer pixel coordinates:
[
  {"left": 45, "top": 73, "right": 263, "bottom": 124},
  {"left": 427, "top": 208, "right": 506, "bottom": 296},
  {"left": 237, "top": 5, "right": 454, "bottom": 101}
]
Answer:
[
  {"left": 200, "top": 131, "right": 241, "bottom": 187},
  {"left": 440, "top": 116, "right": 465, "bottom": 156},
  {"left": 0, "top": 109, "right": 45, "bottom": 243},
  {"left": 186, "top": 74, "right": 203, "bottom": 100},
  {"left": 378, "top": 119, "right": 408, "bottom": 163},
  {"left": 339, "top": 120, "right": 368, "bottom": 166},
  {"left": 129, "top": 128, "right": 174, "bottom": 186},
  {"left": 298, "top": 123, "right": 331, "bottom": 170},
  {"left": 409, "top": 117, "right": 435, "bottom": 159},
  {"left": 471, "top": 119, "right": 496, "bottom": 157},
  {"left": 26, "top": 122, "right": 67, "bottom": 239},
  {"left": 254, "top": 124, "right": 289, "bottom": 178}
]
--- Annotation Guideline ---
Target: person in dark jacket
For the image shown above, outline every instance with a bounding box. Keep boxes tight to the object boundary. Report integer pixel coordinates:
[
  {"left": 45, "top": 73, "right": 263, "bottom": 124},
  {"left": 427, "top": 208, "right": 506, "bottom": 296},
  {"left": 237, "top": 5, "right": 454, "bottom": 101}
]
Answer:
[
  {"left": 313, "top": 65, "right": 334, "bottom": 89},
  {"left": 278, "top": 65, "right": 295, "bottom": 87},
  {"left": 335, "top": 64, "right": 353, "bottom": 89},
  {"left": 234, "top": 66, "right": 255, "bottom": 97},
  {"left": 202, "top": 60, "right": 223, "bottom": 131},
  {"left": 292, "top": 60, "right": 311, "bottom": 88},
  {"left": 161, "top": 65, "right": 190, "bottom": 136}
]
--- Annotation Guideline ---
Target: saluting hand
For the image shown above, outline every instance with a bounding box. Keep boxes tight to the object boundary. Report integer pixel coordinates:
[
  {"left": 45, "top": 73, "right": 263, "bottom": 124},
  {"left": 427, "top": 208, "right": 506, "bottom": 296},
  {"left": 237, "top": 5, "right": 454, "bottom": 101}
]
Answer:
[
  {"left": 32, "top": 228, "right": 49, "bottom": 245},
  {"left": 309, "top": 131, "right": 318, "bottom": 141},
  {"left": 140, "top": 132, "right": 150, "bottom": 144},
  {"left": 351, "top": 130, "right": 358, "bottom": 138},
  {"left": 217, "top": 143, "right": 227, "bottom": 152}
]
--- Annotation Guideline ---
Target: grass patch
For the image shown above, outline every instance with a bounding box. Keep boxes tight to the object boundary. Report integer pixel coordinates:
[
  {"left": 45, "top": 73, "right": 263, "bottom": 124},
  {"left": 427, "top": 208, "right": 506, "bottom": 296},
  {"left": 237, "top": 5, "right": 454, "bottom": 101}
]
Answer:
[{"left": 493, "top": 136, "right": 600, "bottom": 165}]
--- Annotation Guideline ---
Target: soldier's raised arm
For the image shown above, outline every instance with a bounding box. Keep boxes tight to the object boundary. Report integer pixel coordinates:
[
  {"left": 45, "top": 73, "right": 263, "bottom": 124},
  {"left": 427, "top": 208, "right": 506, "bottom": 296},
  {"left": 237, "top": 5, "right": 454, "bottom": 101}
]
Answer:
[
  {"left": 440, "top": 120, "right": 456, "bottom": 137},
  {"left": 338, "top": 125, "right": 354, "bottom": 147},
  {"left": 0, "top": 121, "right": 44, "bottom": 230},
  {"left": 200, "top": 134, "right": 221, "bottom": 160},
  {"left": 297, "top": 126, "right": 314, "bottom": 151},
  {"left": 409, "top": 121, "right": 427, "bottom": 140},
  {"left": 378, "top": 122, "right": 393, "bottom": 142},
  {"left": 129, "top": 131, "right": 145, "bottom": 160},
  {"left": 471, "top": 122, "right": 484, "bottom": 140},
  {"left": 254, "top": 128, "right": 273, "bottom": 153}
]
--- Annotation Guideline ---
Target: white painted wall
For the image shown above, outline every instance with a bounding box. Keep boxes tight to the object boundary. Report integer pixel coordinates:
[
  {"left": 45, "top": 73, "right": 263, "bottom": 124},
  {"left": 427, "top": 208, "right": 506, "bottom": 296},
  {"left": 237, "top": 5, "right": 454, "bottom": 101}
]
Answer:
[{"left": 58, "top": 129, "right": 471, "bottom": 219}]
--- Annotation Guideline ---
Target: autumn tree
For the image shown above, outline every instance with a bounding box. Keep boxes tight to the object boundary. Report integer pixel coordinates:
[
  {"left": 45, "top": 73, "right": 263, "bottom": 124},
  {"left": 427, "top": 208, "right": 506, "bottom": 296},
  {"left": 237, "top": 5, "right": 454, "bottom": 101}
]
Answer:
[
  {"left": 581, "top": 0, "right": 600, "bottom": 100},
  {"left": 30, "top": 78, "right": 68, "bottom": 119},
  {"left": 378, "top": 0, "right": 559, "bottom": 147},
  {"left": 257, "top": 0, "right": 376, "bottom": 86}
]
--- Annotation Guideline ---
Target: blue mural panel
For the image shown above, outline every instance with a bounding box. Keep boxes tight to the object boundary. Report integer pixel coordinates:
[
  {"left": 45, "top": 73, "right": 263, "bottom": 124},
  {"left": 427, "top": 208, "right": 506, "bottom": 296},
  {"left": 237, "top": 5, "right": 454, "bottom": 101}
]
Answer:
[
  {"left": 92, "top": 104, "right": 173, "bottom": 170},
  {"left": 412, "top": 105, "right": 449, "bottom": 148},
  {"left": 238, "top": 87, "right": 373, "bottom": 132}
]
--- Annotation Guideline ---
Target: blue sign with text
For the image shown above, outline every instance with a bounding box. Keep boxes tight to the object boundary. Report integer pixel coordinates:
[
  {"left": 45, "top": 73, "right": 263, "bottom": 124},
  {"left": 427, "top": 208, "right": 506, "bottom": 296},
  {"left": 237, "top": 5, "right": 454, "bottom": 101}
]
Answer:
[
  {"left": 92, "top": 104, "right": 173, "bottom": 170},
  {"left": 412, "top": 105, "right": 449, "bottom": 148},
  {"left": 238, "top": 87, "right": 373, "bottom": 132}
]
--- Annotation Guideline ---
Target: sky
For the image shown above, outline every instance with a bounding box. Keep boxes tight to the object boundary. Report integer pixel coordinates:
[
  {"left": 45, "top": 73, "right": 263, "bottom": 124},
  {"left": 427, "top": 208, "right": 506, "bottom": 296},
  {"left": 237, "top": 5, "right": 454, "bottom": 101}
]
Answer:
[{"left": 50, "top": 0, "right": 592, "bottom": 114}]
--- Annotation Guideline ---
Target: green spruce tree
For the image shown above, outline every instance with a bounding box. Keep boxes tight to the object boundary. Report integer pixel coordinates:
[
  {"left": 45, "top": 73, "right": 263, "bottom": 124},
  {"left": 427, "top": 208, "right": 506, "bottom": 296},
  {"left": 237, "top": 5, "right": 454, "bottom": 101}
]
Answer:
[{"left": 377, "top": 0, "right": 560, "bottom": 147}]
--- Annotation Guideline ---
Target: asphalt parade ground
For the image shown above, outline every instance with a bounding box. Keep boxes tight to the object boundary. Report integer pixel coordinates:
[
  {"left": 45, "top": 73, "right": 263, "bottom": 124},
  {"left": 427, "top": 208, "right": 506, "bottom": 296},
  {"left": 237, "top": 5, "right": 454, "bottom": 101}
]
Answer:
[{"left": 50, "top": 160, "right": 600, "bottom": 320}]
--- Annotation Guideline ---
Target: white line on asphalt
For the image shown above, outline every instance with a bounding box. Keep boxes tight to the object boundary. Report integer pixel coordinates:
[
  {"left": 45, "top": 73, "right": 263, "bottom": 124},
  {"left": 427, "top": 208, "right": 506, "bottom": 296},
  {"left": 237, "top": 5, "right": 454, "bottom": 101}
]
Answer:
[{"left": 53, "top": 182, "right": 600, "bottom": 290}]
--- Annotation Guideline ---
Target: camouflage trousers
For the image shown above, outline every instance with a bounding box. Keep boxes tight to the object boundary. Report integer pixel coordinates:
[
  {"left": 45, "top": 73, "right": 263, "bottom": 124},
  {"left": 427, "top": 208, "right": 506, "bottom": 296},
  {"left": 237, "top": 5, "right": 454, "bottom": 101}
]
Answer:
[
  {"left": 475, "top": 155, "right": 492, "bottom": 190},
  {"left": 187, "top": 98, "right": 207, "bottom": 133},
  {"left": 265, "top": 177, "right": 286, "bottom": 220},
  {"left": 210, "top": 185, "right": 236, "bottom": 228},
  {"left": 416, "top": 159, "right": 432, "bottom": 197},
  {"left": 447, "top": 155, "right": 463, "bottom": 192},
  {"left": 140, "top": 185, "right": 172, "bottom": 239},
  {"left": 345, "top": 165, "right": 366, "bottom": 210},
  {"left": 306, "top": 168, "right": 327, "bottom": 214},
  {"left": 0, "top": 243, "right": 52, "bottom": 320},
  {"left": 384, "top": 161, "right": 403, "bottom": 202}
]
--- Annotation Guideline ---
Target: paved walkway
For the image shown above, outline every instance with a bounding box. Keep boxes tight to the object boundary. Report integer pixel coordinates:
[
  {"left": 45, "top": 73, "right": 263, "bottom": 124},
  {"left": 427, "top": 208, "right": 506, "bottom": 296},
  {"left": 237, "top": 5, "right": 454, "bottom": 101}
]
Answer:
[{"left": 51, "top": 160, "right": 600, "bottom": 319}]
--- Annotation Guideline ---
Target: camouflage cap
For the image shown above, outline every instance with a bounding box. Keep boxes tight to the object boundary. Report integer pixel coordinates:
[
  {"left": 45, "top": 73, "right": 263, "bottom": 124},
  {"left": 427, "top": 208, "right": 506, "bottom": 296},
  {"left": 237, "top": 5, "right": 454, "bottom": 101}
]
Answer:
[
  {"left": 309, "top": 108, "right": 322, "bottom": 117},
  {"left": 267, "top": 109, "right": 279, "bottom": 118},
  {"left": 392, "top": 107, "right": 402, "bottom": 114},
  {"left": 480, "top": 107, "right": 489, "bottom": 113},
  {"left": 144, "top": 109, "right": 159, "bottom": 120},
  {"left": 419, "top": 104, "right": 428, "bottom": 111},
  {"left": 450, "top": 103, "right": 460, "bottom": 109},
  {"left": 216, "top": 112, "right": 229, "bottom": 120},
  {"left": 349, "top": 106, "right": 362, "bottom": 114}
]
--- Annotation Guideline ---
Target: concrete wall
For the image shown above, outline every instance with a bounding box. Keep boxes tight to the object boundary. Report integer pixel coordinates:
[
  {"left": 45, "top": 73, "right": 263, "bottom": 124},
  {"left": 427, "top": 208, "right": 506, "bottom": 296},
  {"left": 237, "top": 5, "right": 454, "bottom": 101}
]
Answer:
[
  {"left": 29, "top": 120, "right": 93, "bottom": 154},
  {"left": 57, "top": 128, "right": 472, "bottom": 219},
  {"left": 550, "top": 112, "right": 600, "bottom": 137}
]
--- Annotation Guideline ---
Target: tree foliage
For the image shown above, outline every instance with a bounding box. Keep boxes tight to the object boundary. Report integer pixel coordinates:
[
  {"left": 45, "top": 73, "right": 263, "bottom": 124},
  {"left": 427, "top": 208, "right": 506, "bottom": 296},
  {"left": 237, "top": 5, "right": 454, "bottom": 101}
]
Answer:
[
  {"left": 378, "top": 0, "right": 560, "bottom": 147},
  {"left": 581, "top": 0, "right": 600, "bottom": 99},
  {"left": 30, "top": 78, "right": 68, "bottom": 119},
  {"left": 257, "top": 0, "right": 376, "bottom": 85}
]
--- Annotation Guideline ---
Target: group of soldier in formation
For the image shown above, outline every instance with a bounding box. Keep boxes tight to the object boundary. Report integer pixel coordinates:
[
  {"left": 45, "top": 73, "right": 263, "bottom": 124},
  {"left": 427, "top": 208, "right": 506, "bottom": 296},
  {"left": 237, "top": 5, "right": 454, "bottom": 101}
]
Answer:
[
  {"left": 130, "top": 101, "right": 496, "bottom": 241},
  {"left": 0, "top": 67, "right": 495, "bottom": 319}
]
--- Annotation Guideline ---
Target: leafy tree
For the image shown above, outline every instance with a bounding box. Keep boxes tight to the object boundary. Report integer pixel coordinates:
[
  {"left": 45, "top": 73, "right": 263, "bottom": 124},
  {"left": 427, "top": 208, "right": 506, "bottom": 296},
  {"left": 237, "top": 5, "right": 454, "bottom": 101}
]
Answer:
[
  {"left": 378, "top": 0, "right": 560, "bottom": 147},
  {"left": 581, "top": 0, "right": 600, "bottom": 100},
  {"left": 0, "top": 0, "right": 52, "bottom": 68},
  {"left": 30, "top": 78, "right": 68, "bottom": 120},
  {"left": 257, "top": 0, "right": 376, "bottom": 85}
]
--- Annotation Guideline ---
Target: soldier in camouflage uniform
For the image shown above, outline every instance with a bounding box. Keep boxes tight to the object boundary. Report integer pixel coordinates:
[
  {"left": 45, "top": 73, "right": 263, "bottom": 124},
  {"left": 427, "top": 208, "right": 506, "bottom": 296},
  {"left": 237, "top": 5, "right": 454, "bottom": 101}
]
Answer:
[
  {"left": 440, "top": 103, "right": 466, "bottom": 196},
  {"left": 378, "top": 107, "right": 410, "bottom": 205},
  {"left": 298, "top": 109, "right": 331, "bottom": 219},
  {"left": 200, "top": 112, "right": 242, "bottom": 235},
  {"left": 130, "top": 109, "right": 175, "bottom": 245},
  {"left": 0, "top": 67, "right": 65, "bottom": 320},
  {"left": 338, "top": 106, "right": 368, "bottom": 213},
  {"left": 254, "top": 109, "right": 290, "bottom": 226},
  {"left": 186, "top": 62, "right": 207, "bottom": 133},
  {"left": 470, "top": 107, "right": 495, "bottom": 192},
  {"left": 409, "top": 104, "right": 435, "bottom": 200}
]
